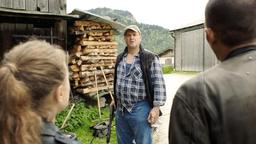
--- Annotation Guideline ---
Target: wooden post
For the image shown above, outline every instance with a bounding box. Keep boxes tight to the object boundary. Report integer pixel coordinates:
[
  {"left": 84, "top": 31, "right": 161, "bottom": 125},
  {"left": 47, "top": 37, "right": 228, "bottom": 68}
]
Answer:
[
  {"left": 61, "top": 103, "right": 75, "bottom": 129},
  {"left": 100, "top": 66, "right": 114, "bottom": 102},
  {"left": 94, "top": 72, "right": 102, "bottom": 119}
]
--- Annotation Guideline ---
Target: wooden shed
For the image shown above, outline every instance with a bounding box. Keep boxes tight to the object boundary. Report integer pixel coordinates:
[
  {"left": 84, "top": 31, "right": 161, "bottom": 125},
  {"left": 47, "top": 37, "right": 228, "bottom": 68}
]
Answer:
[
  {"left": 158, "top": 48, "right": 174, "bottom": 66},
  {"left": 170, "top": 21, "right": 218, "bottom": 72},
  {"left": 0, "top": 0, "right": 77, "bottom": 59},
  {"left": 0, "top": 2, "right": 125, "bottom": 100}
]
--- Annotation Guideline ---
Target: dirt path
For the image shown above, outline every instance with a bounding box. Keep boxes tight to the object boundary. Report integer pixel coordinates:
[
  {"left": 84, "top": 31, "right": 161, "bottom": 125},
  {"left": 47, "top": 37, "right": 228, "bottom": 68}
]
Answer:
[{"left": 153, "top": 73, "right": 196, "bottom": 144}]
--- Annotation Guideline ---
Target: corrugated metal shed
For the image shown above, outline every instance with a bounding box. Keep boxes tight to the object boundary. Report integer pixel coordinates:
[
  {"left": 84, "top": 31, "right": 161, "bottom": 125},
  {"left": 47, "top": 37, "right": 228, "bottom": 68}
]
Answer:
[{"left": 170, "top": 21, "right": 218, "bottom": 72}]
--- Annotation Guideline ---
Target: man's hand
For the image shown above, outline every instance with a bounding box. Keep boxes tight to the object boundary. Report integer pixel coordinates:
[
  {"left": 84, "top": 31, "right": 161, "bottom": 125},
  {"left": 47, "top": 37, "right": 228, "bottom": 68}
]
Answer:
[{"left": 147, "top": 106, "right": 160, "bottom": 124}]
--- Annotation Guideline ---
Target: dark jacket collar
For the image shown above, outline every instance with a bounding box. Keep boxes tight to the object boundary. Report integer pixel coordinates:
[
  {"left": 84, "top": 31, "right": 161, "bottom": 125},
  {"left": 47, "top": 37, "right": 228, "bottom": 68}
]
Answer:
[
  {"left": 123, "top": 45, "right": 145, "bottom": 55},
  {"left": 41, "top": 121, "right": 58, "bottom": 136},
  {"left": 224, "top": 45, "right": 256, "bottom": 60}
]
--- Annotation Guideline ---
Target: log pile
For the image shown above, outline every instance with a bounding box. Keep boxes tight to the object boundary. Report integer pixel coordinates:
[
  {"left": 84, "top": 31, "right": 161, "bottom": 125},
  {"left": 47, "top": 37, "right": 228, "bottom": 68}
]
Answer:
[{"left": 69, "top": 20, "right": 117, "bottom": 96}]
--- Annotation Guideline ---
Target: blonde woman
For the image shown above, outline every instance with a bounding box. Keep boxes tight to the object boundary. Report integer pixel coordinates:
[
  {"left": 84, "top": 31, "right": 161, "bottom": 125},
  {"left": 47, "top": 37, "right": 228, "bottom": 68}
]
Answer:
[{"left": 0, "top": 40, "right": 81, "bottom": 144}]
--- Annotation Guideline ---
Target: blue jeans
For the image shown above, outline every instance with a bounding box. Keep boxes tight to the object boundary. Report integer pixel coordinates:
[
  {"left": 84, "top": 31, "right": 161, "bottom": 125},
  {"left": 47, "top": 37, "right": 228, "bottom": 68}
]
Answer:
[{"left": 115, "top": 100, "right": 152, "bottom": 144}]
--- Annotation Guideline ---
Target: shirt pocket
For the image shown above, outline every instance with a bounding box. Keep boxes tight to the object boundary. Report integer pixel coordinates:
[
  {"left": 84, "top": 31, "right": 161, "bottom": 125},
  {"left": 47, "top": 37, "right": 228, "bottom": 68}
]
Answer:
[{"left": 131, "top": 64, "right": 143, "bottom": 81}]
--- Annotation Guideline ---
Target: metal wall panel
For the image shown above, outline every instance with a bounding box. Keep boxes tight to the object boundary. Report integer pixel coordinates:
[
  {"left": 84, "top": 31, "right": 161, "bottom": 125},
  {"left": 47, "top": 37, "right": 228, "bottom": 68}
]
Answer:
[
  {"left": 181, "top": 29, "right": 204, "bottom": 71},
  {"left": 174, "top": 24, "right": 218, "bottom": 72},
  {"left": 174, "top": 32, "right": 182, "bottom": 71}
]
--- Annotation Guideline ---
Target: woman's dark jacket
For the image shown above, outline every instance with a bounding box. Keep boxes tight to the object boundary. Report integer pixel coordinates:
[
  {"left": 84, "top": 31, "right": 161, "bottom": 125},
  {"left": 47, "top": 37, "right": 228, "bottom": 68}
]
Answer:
[{"left": 41, "top": 121, "right": 81, "bottom": 144}]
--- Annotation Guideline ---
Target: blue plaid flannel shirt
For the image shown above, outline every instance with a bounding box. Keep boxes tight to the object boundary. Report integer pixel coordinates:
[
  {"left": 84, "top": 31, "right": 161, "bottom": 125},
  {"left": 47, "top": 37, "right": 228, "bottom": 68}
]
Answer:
[{"left": 116, "top": 52, "right": 166, "bottom": 112}]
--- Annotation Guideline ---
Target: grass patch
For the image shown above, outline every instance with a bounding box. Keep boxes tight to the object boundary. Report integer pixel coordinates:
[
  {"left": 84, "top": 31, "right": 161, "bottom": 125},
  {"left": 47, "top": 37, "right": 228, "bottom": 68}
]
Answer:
[{"left": 56, "top": 99, "right": 117, "bottom": 144}]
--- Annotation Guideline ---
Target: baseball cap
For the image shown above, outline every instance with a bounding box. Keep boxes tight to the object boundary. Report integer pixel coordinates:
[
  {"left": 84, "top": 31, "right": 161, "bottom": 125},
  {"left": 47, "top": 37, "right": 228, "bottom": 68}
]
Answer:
[{"left": 124, "top": 25, "right": 141, "bottom": 35}]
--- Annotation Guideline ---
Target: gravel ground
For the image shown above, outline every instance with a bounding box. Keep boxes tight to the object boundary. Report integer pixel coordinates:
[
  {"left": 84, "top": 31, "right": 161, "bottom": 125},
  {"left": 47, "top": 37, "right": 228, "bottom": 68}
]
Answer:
[{"left": 153, "top": 73, "right": 196, "bottom": 144}]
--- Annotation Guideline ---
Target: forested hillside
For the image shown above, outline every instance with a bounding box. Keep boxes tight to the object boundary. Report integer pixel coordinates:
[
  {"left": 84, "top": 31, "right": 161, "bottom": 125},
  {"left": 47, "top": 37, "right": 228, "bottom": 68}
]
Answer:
[{"left": 89, "top": 8, "right": 174, "bottom": 54}]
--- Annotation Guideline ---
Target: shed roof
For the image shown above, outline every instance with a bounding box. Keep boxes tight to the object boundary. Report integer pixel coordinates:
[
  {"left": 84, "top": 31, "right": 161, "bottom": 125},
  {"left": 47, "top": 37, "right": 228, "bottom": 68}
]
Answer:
[
  {"left": 170, "top": 19, "right": 204, "bottom": 32},
  {"left": 158, "top": 48, "right": 173, "bottom": 56},
  {"left": 69, "top": 9, "right": 125, "bottom": 33}
]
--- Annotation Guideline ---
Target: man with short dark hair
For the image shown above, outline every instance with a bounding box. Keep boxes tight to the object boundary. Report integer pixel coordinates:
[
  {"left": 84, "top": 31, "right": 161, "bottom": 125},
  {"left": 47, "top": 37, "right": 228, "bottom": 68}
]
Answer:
[
  {"left": 114, "top": 25, "right": 166, "bottom": 144},
  {"left": 169, "top": 0, "right": 256, "bottom": 143}
]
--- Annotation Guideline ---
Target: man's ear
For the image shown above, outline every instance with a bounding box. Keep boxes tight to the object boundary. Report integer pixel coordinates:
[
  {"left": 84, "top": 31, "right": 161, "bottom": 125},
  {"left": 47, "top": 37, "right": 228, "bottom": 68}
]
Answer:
[
  {"left": 54, "top": 85, "right": 64, "bottom": 102},
  {"left": 205, "top": 28, "right": 216, "bottom": 45}
]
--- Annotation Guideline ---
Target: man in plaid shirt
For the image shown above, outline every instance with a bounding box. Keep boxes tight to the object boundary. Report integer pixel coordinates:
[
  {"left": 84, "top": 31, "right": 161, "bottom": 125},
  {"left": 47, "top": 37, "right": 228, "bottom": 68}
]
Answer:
[{"left": 113, "top": 25, "right": 166, "bottom": 144}]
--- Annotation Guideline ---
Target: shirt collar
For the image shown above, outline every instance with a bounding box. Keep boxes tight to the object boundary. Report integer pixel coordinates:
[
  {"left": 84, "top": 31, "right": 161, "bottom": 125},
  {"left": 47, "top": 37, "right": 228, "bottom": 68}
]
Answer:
[{"left": 123, "top": 51, "right": 140, "bottom": 58}]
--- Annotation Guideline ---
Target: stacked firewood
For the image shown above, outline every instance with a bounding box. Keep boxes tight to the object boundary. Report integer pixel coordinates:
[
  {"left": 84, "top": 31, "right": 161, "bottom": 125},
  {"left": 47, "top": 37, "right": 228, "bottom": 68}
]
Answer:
[{"left": 69, "top": 20, "right": 117, "bottom": 96}]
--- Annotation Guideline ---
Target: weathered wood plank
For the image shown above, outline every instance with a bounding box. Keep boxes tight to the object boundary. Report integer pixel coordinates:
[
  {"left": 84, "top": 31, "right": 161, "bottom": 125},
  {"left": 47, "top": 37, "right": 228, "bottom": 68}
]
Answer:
[
  {"left": 13, "top": 0, "right": 25, "bottom": 9},
  {"left": 81, "top": 35, "right": 113, "bottom": 42},
  {"left": 80, "top": 78, "right": 114, "bottom": 87},
  {"left": 1, "top": 23, "right": 15, "bottom": 53},
  {"left": 59, "top": 0, "right": 66, "bottom": 14},
  {"left": 80, "top": 56, "right": 116, "bottom": 61},
  {"left": 55, "top": 20, "right": 67, "bottom": 48},
  {"left": 80, "top": 41, "right": 117, "bottom": 46},
  {"left": 78, "top": 63, "right": 115, "bottom": 68},
  {"left": 72, "top": 30, "right": 113, "bottom": 35},
  {"left": 84, "top": 44, "right": 117, "bottom": 49},
  {"left": 49, "top": 0, "right": 59, "bottom": 14},
  {"left": 74, "top": 21, "right": 112, "bottom": 29},
  {"left": 86, "top": 53, "right": 116, "bottom": 57},
  {"left": 15, "top": 23, "right": 27, "bottom": 34},
  {"left": 37, "top": 0, "right": 48, "bottom": 12},
  {"left": 79, "top": 69, "right": 114, "bottom": 77},
  {"left": 83, "top": 48, "right": 117, "bottom": 53},
  {"left": 77, "top": 85, "right": 113, "bottom": 94},
  {"left": 70, "top": 65, "right": 79, "bottom": 72},
  {"left": 49, "top": 0, "right": 67, "bottom": 14},
  {"left": 25, "top": 0, "right": 37, "bottom": 11},
  {"left": 0, "top": 0, "right": 13, "bottom": 8}
]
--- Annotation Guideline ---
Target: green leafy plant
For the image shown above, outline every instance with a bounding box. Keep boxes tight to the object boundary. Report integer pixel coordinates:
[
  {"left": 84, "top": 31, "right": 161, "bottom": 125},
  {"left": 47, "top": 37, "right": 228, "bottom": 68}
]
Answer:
[{"left": 162, "top": 65, "right": 174, "bottom": 74}]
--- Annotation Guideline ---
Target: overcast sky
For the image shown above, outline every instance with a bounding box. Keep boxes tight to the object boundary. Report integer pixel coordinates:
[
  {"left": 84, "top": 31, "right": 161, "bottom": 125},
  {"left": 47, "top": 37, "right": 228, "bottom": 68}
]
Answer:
[{"left": 67, "top": 0, "right": 208, "bottom": 30}]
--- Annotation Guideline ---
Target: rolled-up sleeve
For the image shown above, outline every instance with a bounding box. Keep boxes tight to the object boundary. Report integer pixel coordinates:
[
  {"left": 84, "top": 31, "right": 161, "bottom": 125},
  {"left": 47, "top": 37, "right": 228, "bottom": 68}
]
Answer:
[{"left": 150, "top": 57, "right": 166, "bottom": 106}]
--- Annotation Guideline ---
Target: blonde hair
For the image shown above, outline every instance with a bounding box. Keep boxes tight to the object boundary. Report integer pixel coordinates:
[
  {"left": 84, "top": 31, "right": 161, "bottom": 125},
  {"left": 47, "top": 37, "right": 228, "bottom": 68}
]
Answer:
[{"left": 0, "top": 40, "right": 68, "bottom": 144}]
